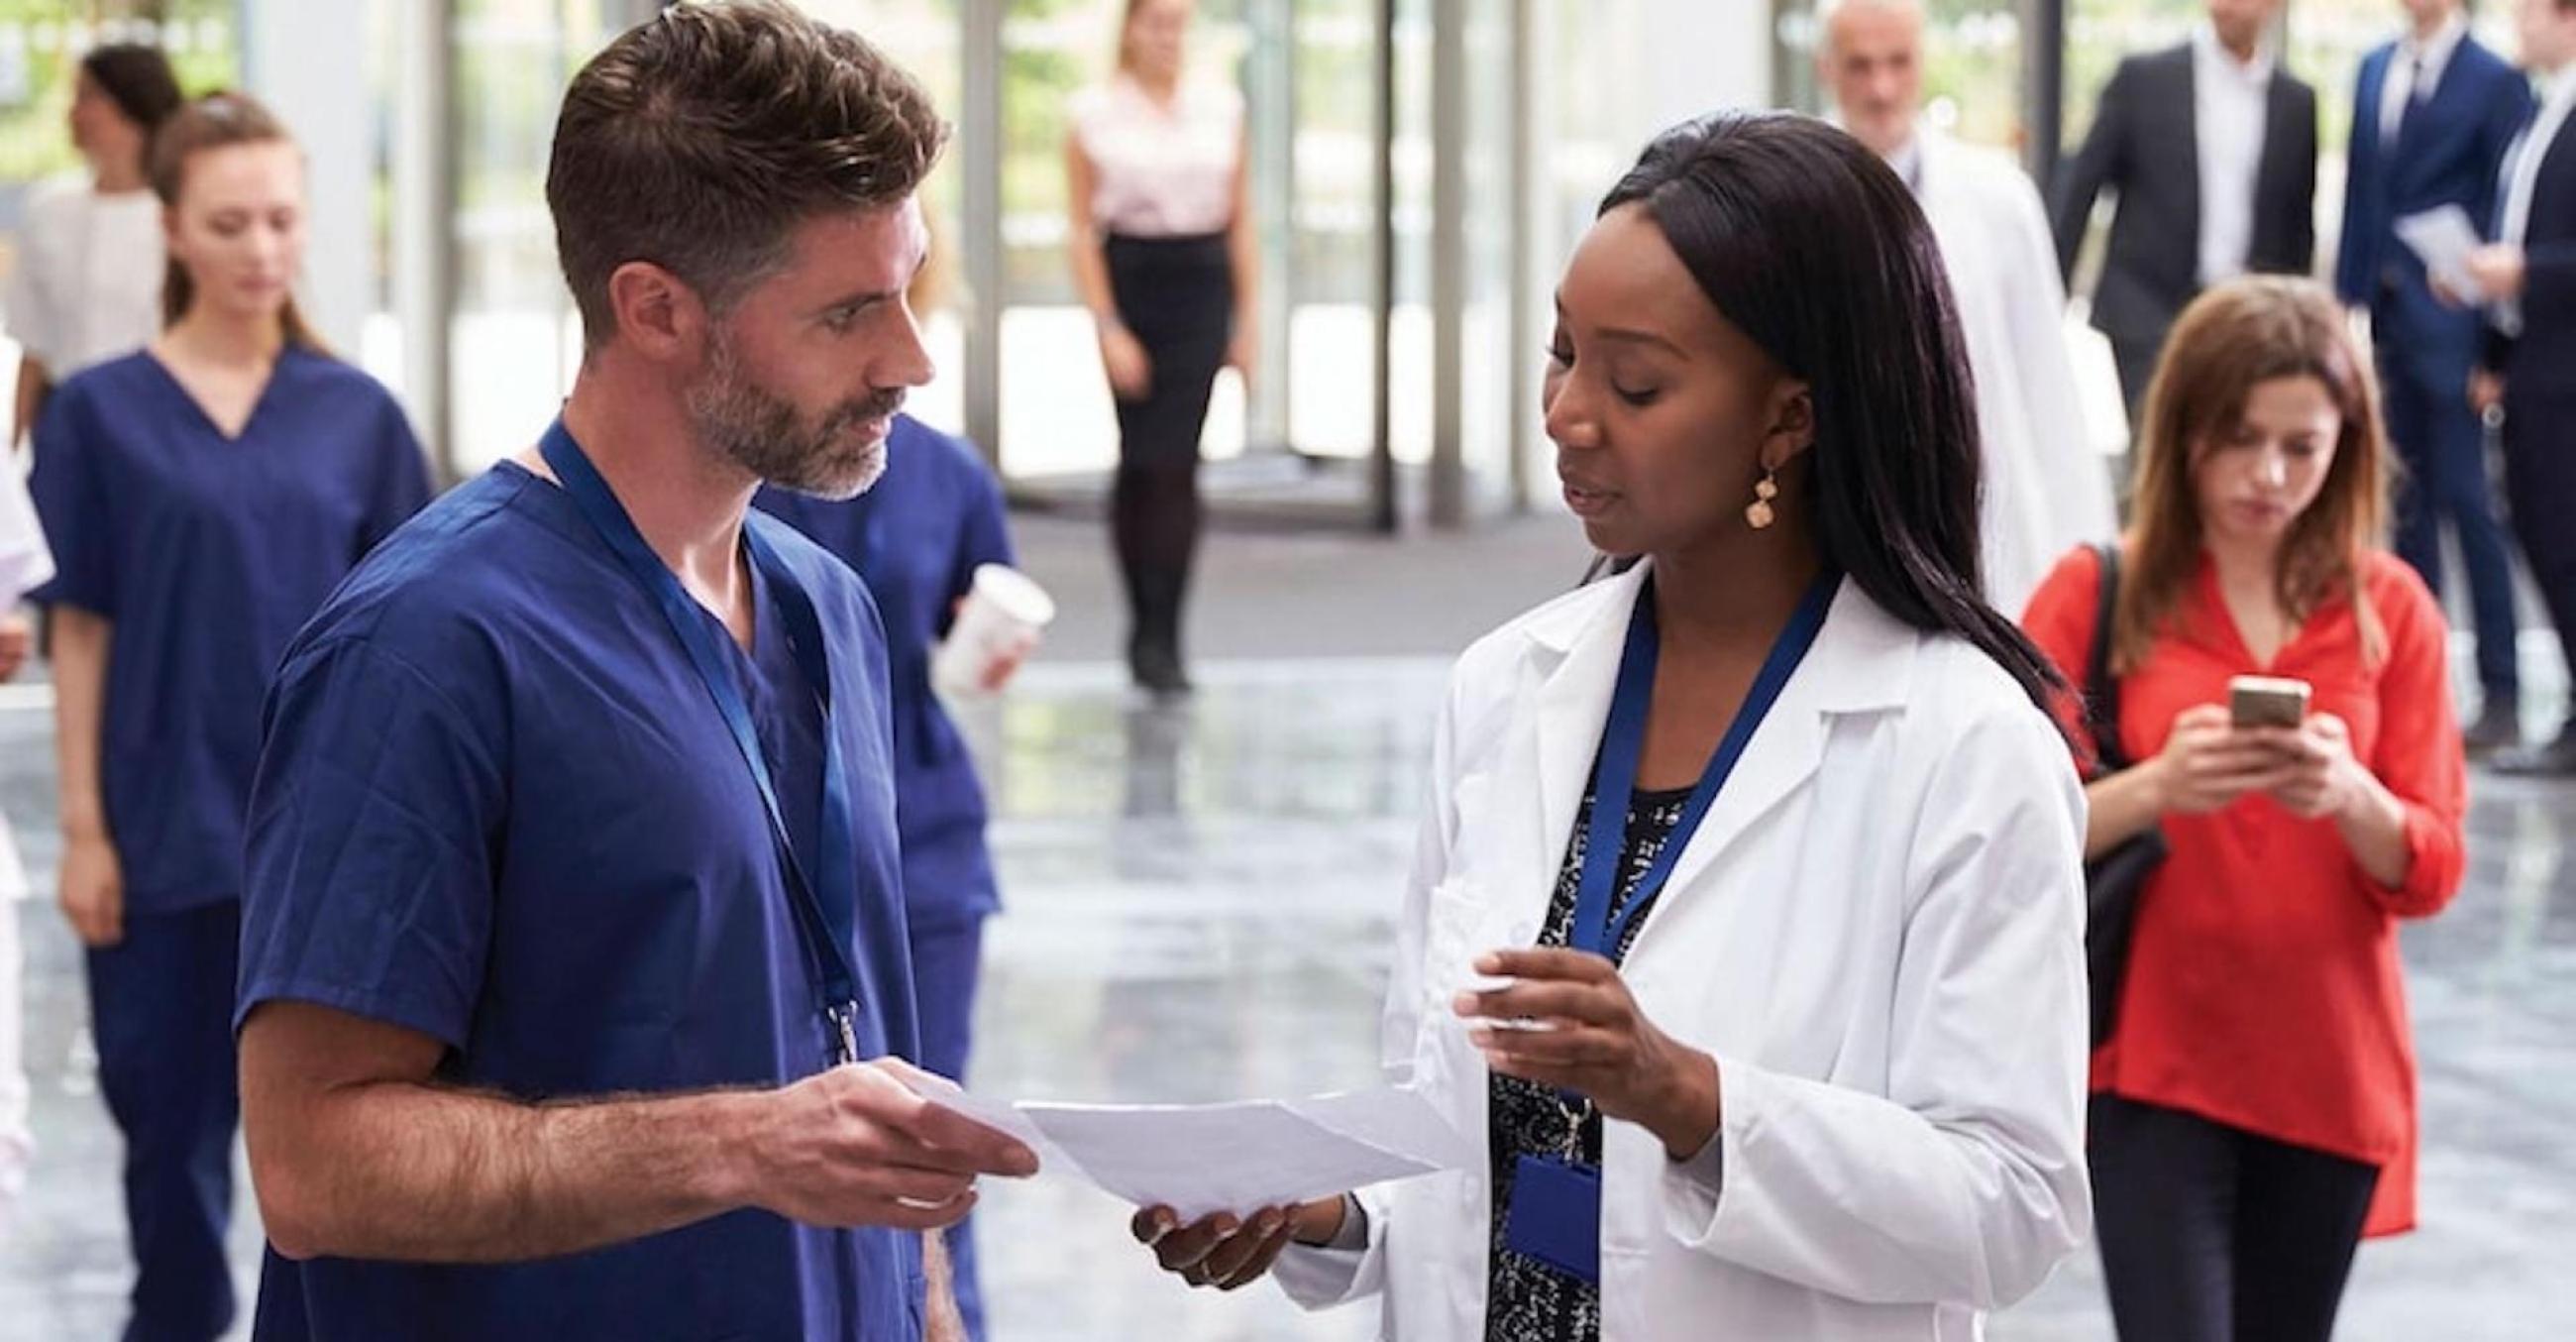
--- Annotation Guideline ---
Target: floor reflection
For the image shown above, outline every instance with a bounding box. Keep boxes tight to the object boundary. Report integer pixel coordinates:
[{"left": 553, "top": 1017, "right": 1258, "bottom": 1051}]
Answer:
[{"left": 2, "top": 657, "right": 2572, "bottom": 1340}]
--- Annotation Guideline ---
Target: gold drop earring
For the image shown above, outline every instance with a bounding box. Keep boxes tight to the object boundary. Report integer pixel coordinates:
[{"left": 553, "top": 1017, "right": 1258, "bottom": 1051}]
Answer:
[{"left": 1746, "top": 468, "right": 1780, "bottom": 530}]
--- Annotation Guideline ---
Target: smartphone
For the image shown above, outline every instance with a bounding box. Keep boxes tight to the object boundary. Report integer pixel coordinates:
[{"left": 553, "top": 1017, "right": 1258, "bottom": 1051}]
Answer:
[{"left": 2229, "top": 675, "right": 2311, "bottom": 729}]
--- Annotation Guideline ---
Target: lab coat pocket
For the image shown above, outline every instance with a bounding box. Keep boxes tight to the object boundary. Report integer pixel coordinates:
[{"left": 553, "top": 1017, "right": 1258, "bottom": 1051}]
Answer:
[{"left": 1420, "top": 876, "right": 1489, "bottom": 1014}]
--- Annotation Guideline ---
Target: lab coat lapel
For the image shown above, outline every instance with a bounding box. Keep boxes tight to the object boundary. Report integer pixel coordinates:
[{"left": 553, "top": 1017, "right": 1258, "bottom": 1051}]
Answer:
[
  {"left": 1637, "top": 579, "right": 1915, "bottom": 951},
  {"left": 1509, "top": 570, "right": 1915, "bottom": 957},
  {"left": 1526, "top": 564, "right": 1646, "bottom": 923},
  {"left": 1643, "top": 585, "right": 1841, "bottom": 930}
]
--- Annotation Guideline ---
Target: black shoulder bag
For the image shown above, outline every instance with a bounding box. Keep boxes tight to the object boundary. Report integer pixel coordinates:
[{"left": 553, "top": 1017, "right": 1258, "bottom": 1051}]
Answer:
[{"left": 2083, "top": 543, "right": 2168, "bottom": 1049}]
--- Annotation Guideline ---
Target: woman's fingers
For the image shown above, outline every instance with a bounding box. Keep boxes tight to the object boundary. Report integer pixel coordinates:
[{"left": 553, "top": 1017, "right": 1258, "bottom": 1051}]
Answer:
[
  {"left": 1151, "top": 1212, "right": 1240, "bottom": 1274},
  {"left": 1217, "top": 1218, "right": 1297, "bottom": 1290},
  {"left": 1454, "top": 979, "right": 1617, "bottom": 1029},
  {"left": 1130, "top": 1205, "right": 1175, "bottom": 1247},
  {"left": 1475, "top": 947, "right": 1617, "bottom": 984},
  {"left": 1473, "top": 1022, "right": 1620, "bottom": 1066},
  {"left": 1197, "top": 1207, "right": 1287, "bottom": 1285}
]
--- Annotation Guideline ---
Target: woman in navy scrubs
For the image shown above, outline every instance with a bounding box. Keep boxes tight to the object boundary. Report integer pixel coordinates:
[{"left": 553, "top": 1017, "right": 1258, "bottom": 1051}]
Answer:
[
  {"left": 753, "top": 246, "right": 1021, "bottom": 1340},
  {"left": 31, "top": 93, "right": 430, "bottom": 1342},
  {"left": 755, "top": 405, "right": 1019, "bottom": 1341}
]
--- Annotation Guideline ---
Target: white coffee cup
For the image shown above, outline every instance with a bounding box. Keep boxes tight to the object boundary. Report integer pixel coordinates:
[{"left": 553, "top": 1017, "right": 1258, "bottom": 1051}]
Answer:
[{"left": 932, "top": 564, "right": 1056, "bottom": 699}]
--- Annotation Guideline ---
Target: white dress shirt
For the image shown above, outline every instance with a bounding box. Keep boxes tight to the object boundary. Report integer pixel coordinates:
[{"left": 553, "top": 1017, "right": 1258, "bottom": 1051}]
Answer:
[
  {"left": 2378, "top": 11, "right": 2470, "bottom": 146},
  {"left": 2502, "top": 65, "right": 2576, "bottom": 248},
  {"left": 1271, "top": 566, "right": 2092, "bottom": 1340},
  {"left": 2495, "top": 66, "right": 2575, "bottom": 332},
  {"left": 2194, "top": 25, "right": 2276, "bottom": 284}
]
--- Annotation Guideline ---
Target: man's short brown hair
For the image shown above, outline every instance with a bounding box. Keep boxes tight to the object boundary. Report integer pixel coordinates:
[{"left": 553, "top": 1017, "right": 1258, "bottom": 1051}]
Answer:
[{"left": 546, "top": 0, "right": 948, "bottom": 350}]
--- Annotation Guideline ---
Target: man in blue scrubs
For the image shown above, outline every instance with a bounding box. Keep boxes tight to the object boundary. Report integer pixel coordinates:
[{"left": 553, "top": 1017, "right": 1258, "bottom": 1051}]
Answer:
[
  {"left": 757, "top": 410, "right": 1020, "bottom": 1340},
  {"left": 232, "top": 6, "right": 1037, "bottom": 1340}
]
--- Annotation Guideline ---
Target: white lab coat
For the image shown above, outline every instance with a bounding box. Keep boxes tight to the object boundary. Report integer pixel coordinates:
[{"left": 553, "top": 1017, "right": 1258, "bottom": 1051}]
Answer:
[
  {"left": 1273, "top": 565, "right": 2092, "bottom": 1341},
  {"left": 0, "top": 455, "right": 50, "bottom": 1217},
  {"left": 1912, "top": 130, "right": 2119, "bottom": 616}
]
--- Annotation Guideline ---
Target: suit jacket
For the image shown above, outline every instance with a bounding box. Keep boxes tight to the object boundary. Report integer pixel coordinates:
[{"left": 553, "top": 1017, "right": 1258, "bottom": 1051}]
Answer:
[
  {"left": 2053, "top": 43, "right": 2318, "bottom": 343},
  {"left": 2485, "top": 110, "right": 2576, "bottom": 404},
  {"left": 2336, "top": 36, "right": 2531, "bottom": 365}
]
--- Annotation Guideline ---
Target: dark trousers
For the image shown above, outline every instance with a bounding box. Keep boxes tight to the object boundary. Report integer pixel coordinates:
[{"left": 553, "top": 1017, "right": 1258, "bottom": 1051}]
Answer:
[
  {"left": 1105, "top": 233, "right": 1233, "bottom": 682},
  {"left": 912, "top": 918, "right": 988, "bottom": 1342},
  {"left": 88, "top": 899, "right": 242, "bottom": 1342},
  {"left": 2091, "top": 1094, "right": 2380, "bottom": 1342},
  {"left": 2503, "top": 390, "right": 2576, "bottom": 707},
  {"left": 2379, "top": 338, "right": 2520, "bottom": 695},
  {"left": 2111, "top": 333, "right": 2166, "bottom": 427}
]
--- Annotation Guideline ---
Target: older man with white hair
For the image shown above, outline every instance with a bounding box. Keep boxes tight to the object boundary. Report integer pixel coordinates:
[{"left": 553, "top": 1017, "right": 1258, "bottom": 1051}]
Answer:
[{"left": 1819, "top": 0, "right": 2117, "bottom": 615}]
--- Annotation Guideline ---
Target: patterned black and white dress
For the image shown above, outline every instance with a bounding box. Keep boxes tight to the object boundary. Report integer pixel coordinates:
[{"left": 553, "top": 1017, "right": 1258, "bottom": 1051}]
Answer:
[{"left": 1483, "top": 784, "right": 1692, "bottom": 1342}]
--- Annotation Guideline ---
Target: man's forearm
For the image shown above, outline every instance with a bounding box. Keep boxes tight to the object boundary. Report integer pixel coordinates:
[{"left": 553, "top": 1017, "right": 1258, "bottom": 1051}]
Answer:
[
  {"left": 13, "top": 358, "right": 47, "bottom": 451},
  {"left": 923, "top": 1229, "right": 966, "bottom": 1342},
  {"left": 256, "top": 1078, "right": 768, "bottom": 1264},
  {"left": 48, "top": 608, "right": 109, "bottom": 837}
]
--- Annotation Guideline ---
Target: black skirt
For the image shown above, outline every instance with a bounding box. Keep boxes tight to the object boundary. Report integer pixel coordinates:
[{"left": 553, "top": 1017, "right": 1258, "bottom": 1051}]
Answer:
[{"left": 1104, "top": 232, "right": 1234, "bottom": 467}]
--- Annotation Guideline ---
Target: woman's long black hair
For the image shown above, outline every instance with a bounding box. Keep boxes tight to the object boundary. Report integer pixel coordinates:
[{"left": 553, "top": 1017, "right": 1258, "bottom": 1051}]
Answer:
[{"left": 1595, "top": 110, "right": 2066, "bottom": 722}]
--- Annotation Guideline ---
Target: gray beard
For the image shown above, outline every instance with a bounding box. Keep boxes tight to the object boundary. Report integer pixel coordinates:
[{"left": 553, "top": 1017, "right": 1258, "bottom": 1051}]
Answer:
[{"left": 686, "top": 334, "right": 892, "bottom": 501}]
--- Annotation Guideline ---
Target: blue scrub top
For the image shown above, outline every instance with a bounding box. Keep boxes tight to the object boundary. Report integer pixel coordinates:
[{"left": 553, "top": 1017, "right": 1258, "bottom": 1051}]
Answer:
[
  {"left": 29, "top": 348, "right": 431, "bottom": 913},
  {"left": 237, "top": 463, "right": 925, "bottom": 1342},
  {"left": 756, "top": 414, "right": 1014, "bottom": 931}
]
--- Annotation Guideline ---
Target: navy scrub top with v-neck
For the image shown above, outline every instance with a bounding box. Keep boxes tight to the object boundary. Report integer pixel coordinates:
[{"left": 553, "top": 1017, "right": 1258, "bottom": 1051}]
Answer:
[
  {"left": 236, "top": 462, "right": 925, "bottom": 1342},
  {"left": 28, "top": 348, "right": 432, "bottom": 914}
]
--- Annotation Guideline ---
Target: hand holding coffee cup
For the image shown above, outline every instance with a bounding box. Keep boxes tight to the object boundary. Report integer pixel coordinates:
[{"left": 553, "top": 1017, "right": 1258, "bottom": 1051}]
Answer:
[{"left": 933, "top": 565, "right": 1055, "bottom": 699}]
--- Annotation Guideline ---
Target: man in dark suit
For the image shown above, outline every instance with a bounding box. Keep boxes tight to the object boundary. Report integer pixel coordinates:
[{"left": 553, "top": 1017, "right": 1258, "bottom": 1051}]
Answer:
[
  {"left": 2470, "top": 0, "right": 2576, "bottom": 771},
  {"left": 2055, "top": 0, "right": 2319, "bottom": 418},
  {"left": 2339, "top": 0, "right": 2534, "bottom": 752}
]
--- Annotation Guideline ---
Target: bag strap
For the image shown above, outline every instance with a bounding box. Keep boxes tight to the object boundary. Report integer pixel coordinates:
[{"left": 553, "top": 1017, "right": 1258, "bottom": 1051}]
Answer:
[{"left": 2083, "top": 542, "right": 2131, "bottom": 772}]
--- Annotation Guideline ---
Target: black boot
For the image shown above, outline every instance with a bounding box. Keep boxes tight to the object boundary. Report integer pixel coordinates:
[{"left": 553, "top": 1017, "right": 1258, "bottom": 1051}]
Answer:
[
  {"left": 1130, "top": 583, "right": 1192, "bottom": 699},
  {"left": 2463, "top": 694, "right": 2522, "bottom": 756},
  {"left": 2493, "top": 727, "right": 2576, "bottom": 777}
]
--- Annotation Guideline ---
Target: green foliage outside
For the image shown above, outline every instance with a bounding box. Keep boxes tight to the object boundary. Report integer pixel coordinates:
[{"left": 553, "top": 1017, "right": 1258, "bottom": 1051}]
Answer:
[{"left": 0, "top": 1, "right": 238, "bottom": 189}]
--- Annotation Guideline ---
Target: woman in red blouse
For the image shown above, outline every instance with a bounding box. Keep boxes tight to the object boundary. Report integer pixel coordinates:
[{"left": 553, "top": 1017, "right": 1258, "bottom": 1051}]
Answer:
[{"left": 2022, "top": 277, "right": 2467, "bottom": 1342}]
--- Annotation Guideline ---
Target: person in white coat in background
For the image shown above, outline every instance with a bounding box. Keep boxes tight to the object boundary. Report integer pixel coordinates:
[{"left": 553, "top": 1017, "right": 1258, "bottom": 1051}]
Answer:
[
  {"left": 0, "top": 456, "right": 51, "bottom": 1220},
  {"left": 1127, "top": 112, "right": 2091, "bottom": 1341},
  {"left": 1821, "top": 0, "right": 2118, "bottom": 615}
]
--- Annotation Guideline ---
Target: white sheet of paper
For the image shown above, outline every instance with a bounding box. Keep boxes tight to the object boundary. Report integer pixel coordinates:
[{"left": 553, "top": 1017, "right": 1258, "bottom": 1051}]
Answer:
[
  {"left": 903, "top": 1079, "right": 1468, "bottom": 1222},
  {"left": 2396, "top": 206, "right": 2485, "bottom": 298}
]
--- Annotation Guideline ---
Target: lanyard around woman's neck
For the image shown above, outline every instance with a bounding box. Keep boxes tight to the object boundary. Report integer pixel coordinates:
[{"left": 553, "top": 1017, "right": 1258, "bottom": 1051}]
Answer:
[{"left": 1567, "top": 571, "right": 1841, "bottom": 958}]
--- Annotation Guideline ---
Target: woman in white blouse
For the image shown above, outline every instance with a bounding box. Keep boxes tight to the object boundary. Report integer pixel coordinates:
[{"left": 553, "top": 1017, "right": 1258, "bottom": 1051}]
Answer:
[
  {"left": 1064, "top": 0, "right": 1258, "bottom": 697},
  {"left": 1129, "top": 113, "right": 2091, "bottom": 1341},
  {"left": 7, "top": 45, "right": 180, "bottom": 447}
]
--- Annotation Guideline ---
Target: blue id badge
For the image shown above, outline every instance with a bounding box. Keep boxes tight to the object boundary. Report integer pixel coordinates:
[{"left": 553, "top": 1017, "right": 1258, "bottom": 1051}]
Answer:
[{"left": 1506, "top": 1154, "right": 1601, "bottom": 1284}]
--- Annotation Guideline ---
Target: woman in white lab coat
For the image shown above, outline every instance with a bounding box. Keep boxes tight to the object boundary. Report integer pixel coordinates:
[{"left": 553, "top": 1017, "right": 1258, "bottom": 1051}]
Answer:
[{"left": 1131, "top": 112, "right": 2092, "bottom": 1340}]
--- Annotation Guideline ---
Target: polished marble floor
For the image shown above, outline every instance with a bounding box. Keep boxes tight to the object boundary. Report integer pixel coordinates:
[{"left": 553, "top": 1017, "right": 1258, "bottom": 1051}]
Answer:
[{"left": 4, "top": 652, "right": 2573, "bottom": 1341}]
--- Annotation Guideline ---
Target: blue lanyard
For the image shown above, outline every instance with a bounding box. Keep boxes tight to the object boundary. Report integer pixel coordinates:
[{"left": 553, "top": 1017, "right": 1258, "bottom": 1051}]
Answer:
[
  {"left": 540, "top": 420, "right": 866, "bottom": 1065},
  {"left": 1568, "top": 571, "right": 1840, "bottom": 958}
]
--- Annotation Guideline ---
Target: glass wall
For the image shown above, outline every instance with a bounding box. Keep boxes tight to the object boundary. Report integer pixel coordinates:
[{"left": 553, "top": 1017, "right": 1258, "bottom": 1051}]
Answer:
[
  {"left": 446, "top": 0, "right": 609, "bottom": 473},
  {"left": 0, "top": 0, "right": 1695, "bottom": 518},
  {"left": 807, "top": 0, "right": 965, "bottom": 432}
]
